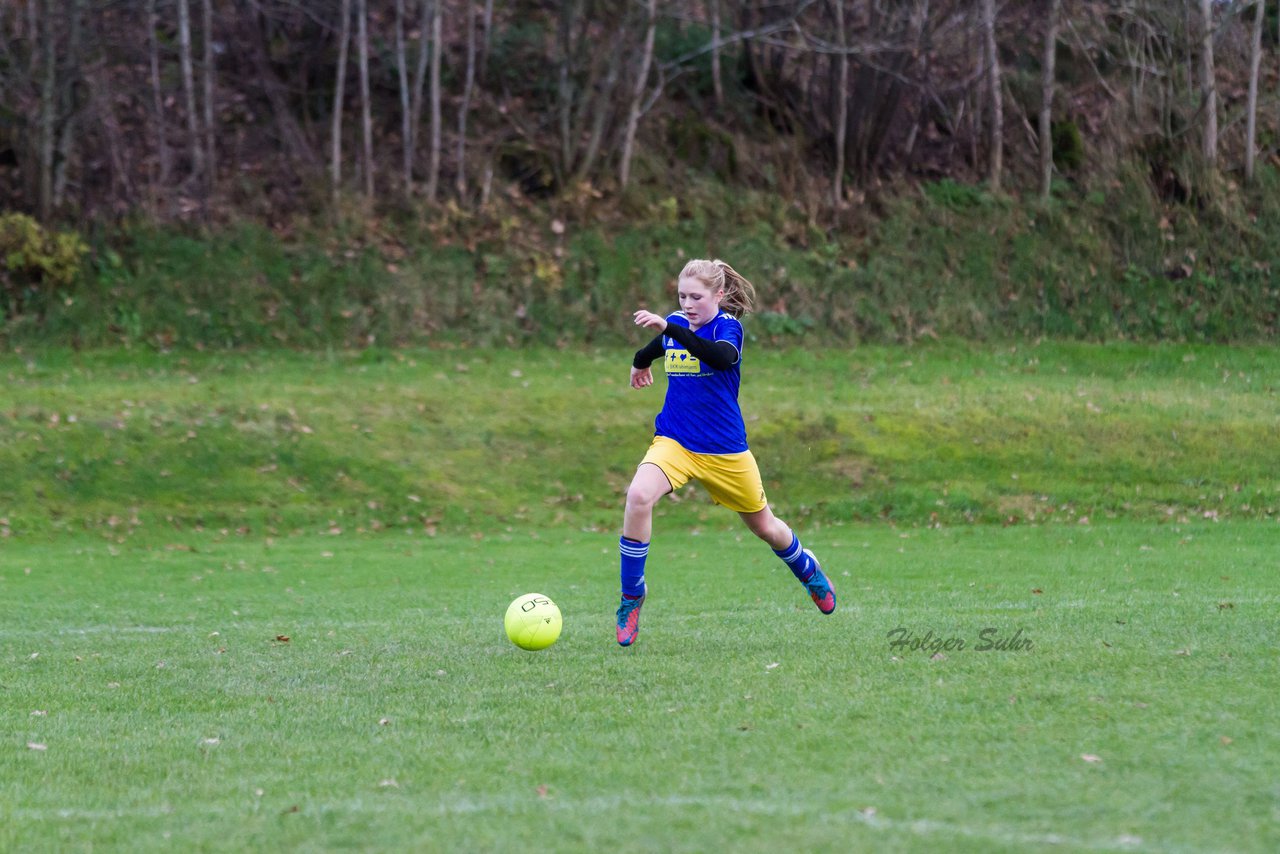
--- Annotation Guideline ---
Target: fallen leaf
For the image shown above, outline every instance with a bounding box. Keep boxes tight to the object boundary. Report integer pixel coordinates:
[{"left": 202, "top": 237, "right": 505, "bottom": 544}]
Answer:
[
  {"left": 536, "top": 784, "right": 549, "bottom": 798},
  {"left": 275, "top": 635, "right": 291, "bottom": 643},
  {"left": 1031, "top": 588, "right": 1043, "bottom": 594},
  {"left": 1220, "top": 736, "right": 1233, "bottom": 746}
]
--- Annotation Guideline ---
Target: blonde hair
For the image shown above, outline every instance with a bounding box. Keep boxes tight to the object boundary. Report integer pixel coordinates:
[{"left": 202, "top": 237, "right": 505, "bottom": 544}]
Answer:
[{"left": 678, "top": 258, "right": 756, "bottom": 318}]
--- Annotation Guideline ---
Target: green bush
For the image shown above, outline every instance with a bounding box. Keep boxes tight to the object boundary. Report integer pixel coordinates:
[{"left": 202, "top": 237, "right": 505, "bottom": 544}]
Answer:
[{"left": 0, "top": 213, "right": 89, "bottom": 318}]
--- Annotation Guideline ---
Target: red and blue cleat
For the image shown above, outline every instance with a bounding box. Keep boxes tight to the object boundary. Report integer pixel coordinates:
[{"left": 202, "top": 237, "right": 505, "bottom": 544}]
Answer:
[
  {"left": 616, "top": 591, "right": 646, "bottom": 646},
  {"left": 802, "top": 550, "right": 836, "bottom": 614}
]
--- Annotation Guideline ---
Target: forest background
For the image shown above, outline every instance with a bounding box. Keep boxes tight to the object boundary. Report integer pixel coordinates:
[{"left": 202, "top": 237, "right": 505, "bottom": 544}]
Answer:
[{"left": 2, "top": 0, "right": 1279, "bottom": 349}]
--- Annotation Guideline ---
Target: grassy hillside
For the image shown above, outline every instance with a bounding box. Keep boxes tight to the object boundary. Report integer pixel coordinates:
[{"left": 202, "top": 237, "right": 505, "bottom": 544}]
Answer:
[
  {"left": 3, "top": 341, "right": 1277, "bottom": 540},
  {"left": 6, "top": 168, "right": 1280, "bottom": 350}
]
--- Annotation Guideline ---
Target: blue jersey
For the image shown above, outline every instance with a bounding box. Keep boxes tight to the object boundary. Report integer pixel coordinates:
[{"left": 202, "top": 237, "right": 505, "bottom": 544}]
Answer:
[{"left": 653, "top": 311, "right": 747, "bottom": 454}]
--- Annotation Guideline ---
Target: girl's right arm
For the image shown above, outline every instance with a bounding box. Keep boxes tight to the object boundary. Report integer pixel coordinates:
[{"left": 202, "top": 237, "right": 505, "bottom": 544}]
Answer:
[
  {"left": 632, "top": 335, "right": 664, "bottom": 369},
  {"left": 630, "top": 334, "right": 664, "bottom": 389}
]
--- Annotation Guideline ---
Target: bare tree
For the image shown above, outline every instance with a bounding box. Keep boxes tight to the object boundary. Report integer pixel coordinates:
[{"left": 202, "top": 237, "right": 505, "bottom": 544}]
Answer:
[
  {"left": 1245, "top": 0, "right": 1263, "bottom": 182},
  {"left": 177, "top": 0, "right": 204, "bottom": 181},
  {"left": 1039, "top": 0, "right": 1060, "bottom": 200},
  {"left": 619, "top": 0, "right": 657, "bottom": 188},
  {"left": 426, "top": 0, "right": 443, "bottom": 202},
  {"left": 556, "top": 1, "right": 576, "bottom": 176},
  {"left": 709, "top": 0, "right": 723, "bottom": 108},
  {"left": 575, "top": 17, "right": 626, "bottom": 182},
  {"left": 330, "top": 0, "right": 352, "bottom": 198},
  {"left": 52, "top": 0, "right": 84, "bottom": 210},
  {"left": 410, "top": 0, "right": 430, "bottom": 163},
  {"left": 456, "top": 1, "right": 478, "bottom": 198},
  {"left": 982, "top": 0, "right": 1003, "bottom": 192},
  {"left": 1198, "top": 0, "right": 1217, "bottom": 167},
  {"left": 146, "top": 0, "right": 172, "bottom": 190},
  {"left": 395, "top": 0, "right": 412, "bottom": 191},
  {"left": 478, "top": 0, "right": 496, "bottom": 81},
  {"left": 832, "top": 0, "right": 848, "bottom": 207},
  {"left": 37, "top": 0, "right": 56, "bottom": 220},
  {"left": 242, "top": 3, "right": 318, "bottom": 170},
  {"left": 356, "top": 0, "right": 373, "bottom": 198},
  {"left": 201, "top": 0, "right": 215, "bottom": 188}
]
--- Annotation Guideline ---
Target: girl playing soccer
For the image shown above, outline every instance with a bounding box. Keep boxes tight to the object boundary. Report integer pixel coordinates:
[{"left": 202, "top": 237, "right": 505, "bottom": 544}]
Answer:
[{"left": 615, "top": 258, "right": 836, "bottom": 646}]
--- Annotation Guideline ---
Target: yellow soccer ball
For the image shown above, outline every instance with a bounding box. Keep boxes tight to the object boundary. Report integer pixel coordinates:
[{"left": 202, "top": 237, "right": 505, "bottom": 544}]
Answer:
[{"left": 504, "top": 593, "right": 562, "bottom": 651}]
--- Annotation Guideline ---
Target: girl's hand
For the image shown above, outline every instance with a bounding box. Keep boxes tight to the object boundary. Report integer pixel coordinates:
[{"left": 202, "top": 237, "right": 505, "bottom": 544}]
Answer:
[
  {"left": 631, "top": 366, "right": 653, "bottom": 389},
  {"left": 633, "top": 310, "right": 667, "bottom": 333}
]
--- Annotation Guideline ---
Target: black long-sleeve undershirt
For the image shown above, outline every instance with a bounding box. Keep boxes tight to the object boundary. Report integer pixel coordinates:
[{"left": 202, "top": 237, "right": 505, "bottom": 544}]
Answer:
[{"left": 632, "top": 323, "right": 739, "bottom": 372}]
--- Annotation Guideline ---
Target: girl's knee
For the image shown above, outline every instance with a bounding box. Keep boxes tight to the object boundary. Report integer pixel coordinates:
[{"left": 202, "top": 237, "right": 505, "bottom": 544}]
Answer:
[{"left": 625, "top": 482, "right": 662, "bottom": 511}]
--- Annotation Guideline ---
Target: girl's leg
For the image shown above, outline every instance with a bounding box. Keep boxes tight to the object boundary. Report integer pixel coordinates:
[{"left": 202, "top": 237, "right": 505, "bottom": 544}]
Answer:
[
  {"left": 616, "top": 463, "right": 672, "bottom": 646},
  {"left": 739, "top": 505, "right": 836, "bottom": 614},
  {"left": 623, "top": 463, "right": 672, "bottom": 544}
]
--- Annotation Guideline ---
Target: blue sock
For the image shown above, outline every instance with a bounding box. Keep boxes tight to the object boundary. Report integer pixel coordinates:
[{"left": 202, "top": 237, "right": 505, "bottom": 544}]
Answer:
[
  {"left": 619, "top": 536, "right": 648, "bottom": 598},
  {"left": 773, "top": 532, "right": 814, "bottom": 583}
]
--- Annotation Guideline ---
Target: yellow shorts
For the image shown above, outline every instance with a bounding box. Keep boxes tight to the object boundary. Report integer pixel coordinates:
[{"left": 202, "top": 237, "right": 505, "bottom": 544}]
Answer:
[{"left": 640, "top": 436, "right": 768, "bottom": 514}]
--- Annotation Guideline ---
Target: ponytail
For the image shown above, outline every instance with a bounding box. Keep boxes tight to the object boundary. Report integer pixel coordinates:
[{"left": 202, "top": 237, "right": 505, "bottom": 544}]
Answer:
[{"left": 713, "top": 259, "right": 756, "bottom": 318}]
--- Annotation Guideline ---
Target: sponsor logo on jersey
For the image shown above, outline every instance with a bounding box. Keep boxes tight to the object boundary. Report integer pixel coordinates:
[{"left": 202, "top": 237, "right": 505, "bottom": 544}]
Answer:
[{"left": 665, "top": 348, "right": 702, "bottom": 374}]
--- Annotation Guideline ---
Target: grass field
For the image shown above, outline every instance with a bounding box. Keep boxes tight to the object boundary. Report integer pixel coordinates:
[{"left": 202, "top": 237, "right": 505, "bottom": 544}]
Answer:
[
  {"left": 2, "top": 343, "right": 1279, "bottom": 851},
  {"left": 3, "top": 523, "right": 1277, "bottom": 852}
]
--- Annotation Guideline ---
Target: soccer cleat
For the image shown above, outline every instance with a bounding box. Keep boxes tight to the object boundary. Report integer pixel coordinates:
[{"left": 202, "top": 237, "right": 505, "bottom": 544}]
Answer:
[
  {"left": 801, "top": 549, "right": 836, "bottom": 614},
  {"left": 616, "top": 591, "right": 646, "bottom": 646}
]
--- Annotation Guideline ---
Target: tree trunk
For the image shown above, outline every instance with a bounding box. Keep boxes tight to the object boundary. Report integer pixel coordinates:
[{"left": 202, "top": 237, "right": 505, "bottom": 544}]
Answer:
[
  {"left": 242, "top": 2, "right": 319, "bottom": 169},
  {"left": 1198, "top": 0, "right": 1217, "bottom": 167},
  {"left": 330, "top": 0, "right": 351, "bottom": 198},
  {"left": 709, "top": 0, "right": 723, "bottom": 108},
  {"left": 1245, "top": 0, "right": 1263, "bottom": 182},
  {"left": 410, "top": 0, "right": 430, "bottom": 162},
  {"left": 479, "top": 0, "right": 496, "bottom": 81},
  {"left": 982, "top": 0, "right": 1002, "bottom": 192},
  {"left": 357, "top": 0, "right": 373, "bottom": 198},
  {"left": 146, "top": 0, "right": 171, "bottom": 190},
  {"left": 832, "top": 0, "right": 848, "bottom": 208},
  {"left": 37, "top": 0, "right": 55, "bottom": 221},
  {"left": 1039, "top": 0, "right": 1060, "bottom": 200},
  {"left": 177, "top": 0, "right": 204, "bottom": 181},
  {"left": 52, "top": 0, "right": 84, "bottom": 210},
  {"left": 201, "top": 0, "right": 215, "bottom": 188},
  {"left": 556, "top": 1, "right": 576, "bottom": 178},
  {"left": 426, "top": 0, "right": 443, "bottom": 202},
  {"left": 619, "top": 0, "right": 656, "bottom": 189},
  {"left": 395, "top": 0, "right": 412, "bottom": 191},
  {"left": 576, "top": 23, "right": 623, "bottom": 182},
  {"left": 456, "top": 2, "right": 477, "bottom": 198}
]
